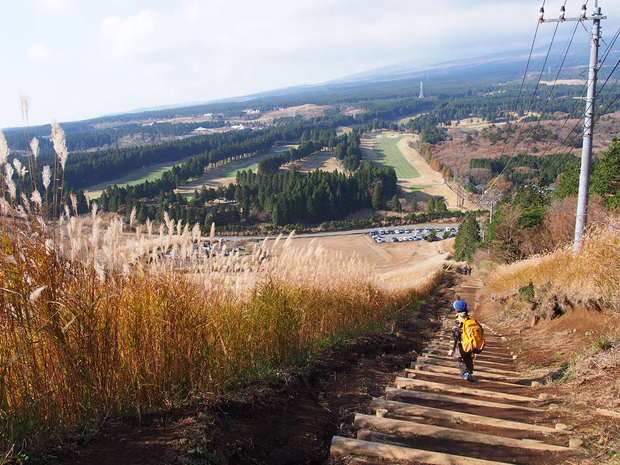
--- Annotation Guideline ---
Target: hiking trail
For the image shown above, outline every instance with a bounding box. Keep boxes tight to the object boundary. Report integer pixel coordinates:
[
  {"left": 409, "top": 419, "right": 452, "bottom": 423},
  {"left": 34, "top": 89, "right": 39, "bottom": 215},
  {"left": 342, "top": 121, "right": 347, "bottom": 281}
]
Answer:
[{"left": 330, "top": 277, "right": 580, "bottom": 465}]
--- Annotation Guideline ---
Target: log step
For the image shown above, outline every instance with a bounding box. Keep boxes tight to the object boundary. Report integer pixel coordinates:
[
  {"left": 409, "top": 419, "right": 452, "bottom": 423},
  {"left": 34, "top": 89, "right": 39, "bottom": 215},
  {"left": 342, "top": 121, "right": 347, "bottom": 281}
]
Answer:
[
  {"left": 354, "top": 414, "right": 570, "bottom": 452},
  {"left": 417, "top": 355, "right": 518, "bottom": 370},
  {"left": 330, "top": 436, "right": 514, "bottom": 465},
  {"left": 413, "top": 358, "right": 521, "bottom": 376},
  {"left": 394, "top": 377, "right": 537, "bottom": 402},
  {"left": 370, "top": 398, "right": 559, "bottom": 434},
  {"left": 384, "top": 387, "right": 544, "bottom": 412},
  {"left": 413, "top": 363, "right": 526, "bottom": 381},
  {"left": 405, "top": 368, "right": 528, "bottom": 388}
]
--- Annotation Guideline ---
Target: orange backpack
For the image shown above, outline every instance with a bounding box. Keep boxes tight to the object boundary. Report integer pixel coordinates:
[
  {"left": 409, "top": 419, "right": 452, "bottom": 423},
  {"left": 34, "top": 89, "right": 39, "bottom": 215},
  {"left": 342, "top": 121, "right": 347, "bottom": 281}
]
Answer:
[{"left": 461, "top": 317, "right": 485, "bottom": 354}]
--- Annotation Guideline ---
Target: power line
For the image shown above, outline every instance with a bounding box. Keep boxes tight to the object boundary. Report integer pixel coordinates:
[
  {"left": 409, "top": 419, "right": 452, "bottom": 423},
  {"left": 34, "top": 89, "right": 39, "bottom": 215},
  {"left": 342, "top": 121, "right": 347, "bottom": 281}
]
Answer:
[
  {"left": 484, "top": 2, "right": 569, "bottom": 193},
  {"left": 550, "top": 57, "right": 620, "bottom": 155}
]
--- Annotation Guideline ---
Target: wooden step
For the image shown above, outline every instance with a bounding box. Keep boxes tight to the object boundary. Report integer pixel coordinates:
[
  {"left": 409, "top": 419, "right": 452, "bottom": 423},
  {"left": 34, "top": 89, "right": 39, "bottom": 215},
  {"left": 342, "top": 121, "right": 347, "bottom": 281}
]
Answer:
[
  {"left": 384, "top": 388, "right": 544, "bottom": 412},
  {"left": 330, "top": 436, "right": 514, "bottom": 465},
  {"left": 370, "top": 399, "right": 558, "bottom": 434},
  {"left": 354, "top": 414, "right": 570, "bottom": 452},
  {"left": 426, "top": 345, "right": 513, "bottom": 357},
  {"left": 418, "top": 355, "right": 517, "bottom": 369},
  {"left": 422, "top": 351, "right": 515, "bottom": 363},
  {"left": 404, "top": 368, "right": 528, "bottom": 388},
  {"left": 413, "top": 363, "right": 526, "bottom": 381},
  {"left": 412, "top": 358, "right": 520, "bottom": 376},
  {"left": 394, "top": 377, "right": 537, "bottom": 402}
]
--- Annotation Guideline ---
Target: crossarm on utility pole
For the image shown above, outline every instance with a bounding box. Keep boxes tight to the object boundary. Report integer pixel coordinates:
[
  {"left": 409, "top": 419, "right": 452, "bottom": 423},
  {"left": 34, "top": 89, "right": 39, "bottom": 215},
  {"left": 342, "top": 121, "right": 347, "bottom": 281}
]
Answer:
[{"left": 540, "top": 3, "right": 605, "bottom": 255}]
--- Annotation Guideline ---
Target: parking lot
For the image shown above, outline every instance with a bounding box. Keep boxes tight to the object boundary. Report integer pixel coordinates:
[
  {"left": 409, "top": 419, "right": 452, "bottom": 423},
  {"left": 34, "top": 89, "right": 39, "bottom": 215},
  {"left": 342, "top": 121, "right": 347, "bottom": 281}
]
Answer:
[{"left": 369, "top": 226, "right": 459, "bottom": 243}]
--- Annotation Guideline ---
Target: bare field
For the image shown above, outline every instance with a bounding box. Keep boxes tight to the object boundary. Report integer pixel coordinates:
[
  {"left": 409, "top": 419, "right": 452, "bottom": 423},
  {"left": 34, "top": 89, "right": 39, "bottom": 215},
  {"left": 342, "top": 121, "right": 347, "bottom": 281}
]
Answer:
[
  {"left": 540, "top": 79, "right": 587, "bottom": 86},
  {"left": 175, "top": 145, "right": 297, "bottom": 194},
  {"left": 282, "top": 151, "right": 345, "bottom": 173},
  {"left": 285, "top": 234, "right": 450, "bottom": 291},
  {"left": 259, "top": 104, "right": 332, "bottom": 121}
]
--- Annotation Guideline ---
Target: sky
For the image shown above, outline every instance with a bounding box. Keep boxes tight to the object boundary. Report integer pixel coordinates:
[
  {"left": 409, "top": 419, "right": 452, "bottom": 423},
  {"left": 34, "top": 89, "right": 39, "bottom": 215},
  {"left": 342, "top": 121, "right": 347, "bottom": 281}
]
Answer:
[{"left": 1, "top": 0, "right": 618, "bottom": 127}]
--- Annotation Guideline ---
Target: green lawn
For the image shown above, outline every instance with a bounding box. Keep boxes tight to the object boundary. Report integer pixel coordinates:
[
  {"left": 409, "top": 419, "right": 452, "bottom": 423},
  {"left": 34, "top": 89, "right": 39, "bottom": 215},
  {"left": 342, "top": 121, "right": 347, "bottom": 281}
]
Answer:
[
  {"left": 85, "top": 157, "right": 192, "bottom": 199},
  {"left": 372, "top": 135, "right": 420, "bottom": 179}
]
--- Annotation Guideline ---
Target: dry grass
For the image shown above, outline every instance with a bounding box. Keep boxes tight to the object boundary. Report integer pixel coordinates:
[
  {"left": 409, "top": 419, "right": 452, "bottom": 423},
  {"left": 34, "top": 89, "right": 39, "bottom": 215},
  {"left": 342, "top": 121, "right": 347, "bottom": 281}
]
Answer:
[
  {"left": 0, "top": 214, "right": 440, "bottom": 454},
  {"left": 0, "top": 124, "right": 443, "bottom": 457},
  {"left": 484, "top": 220, "right": 620, "bottom": 307}
]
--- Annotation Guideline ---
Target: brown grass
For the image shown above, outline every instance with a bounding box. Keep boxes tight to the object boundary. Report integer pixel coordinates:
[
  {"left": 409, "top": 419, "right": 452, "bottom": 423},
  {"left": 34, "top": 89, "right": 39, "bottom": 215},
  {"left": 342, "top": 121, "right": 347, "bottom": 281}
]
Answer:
[
  {"left": 0, "top": 213, "right": 440, "bottom": 457},
  {"left": 484, "top": 220, "right": 620, "bottom": 307}
]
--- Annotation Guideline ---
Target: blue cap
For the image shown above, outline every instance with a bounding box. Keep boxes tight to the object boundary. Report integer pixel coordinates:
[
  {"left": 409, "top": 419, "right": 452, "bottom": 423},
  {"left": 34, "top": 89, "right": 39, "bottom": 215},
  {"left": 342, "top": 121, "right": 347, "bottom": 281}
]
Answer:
[{"left": 453, "top": 300, "right": 468, "bottom": 312}]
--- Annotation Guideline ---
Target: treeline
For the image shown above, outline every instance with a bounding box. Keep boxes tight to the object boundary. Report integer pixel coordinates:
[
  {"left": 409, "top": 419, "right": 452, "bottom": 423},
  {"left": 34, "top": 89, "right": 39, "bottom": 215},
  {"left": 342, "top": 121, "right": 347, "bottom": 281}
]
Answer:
[
  {"left": 236, "top": 162, "right": 397, "bottom": 225},
  {"left": 470, "top": 153, "right": 579, "bottom": 186},
  {"left": 258, "top": 128, "right": 337, "bottom": 173},
  {"left": 459, "top": 141, "right": 620, "bottom": 264},
  {"left": 100, "top": 162, "right": 398, "bottom": 229},
  {"left": 334, "top": 132, "right": 362, "bottom": 171},
  {"left": 64, "top": 129, "right": 265, "bottom": 188},
  {"left": 403, "top": 114, "right": 448, "bottom": 144},
  {"left": 4, "top": 120, "right": 229, "bottom": 155}
]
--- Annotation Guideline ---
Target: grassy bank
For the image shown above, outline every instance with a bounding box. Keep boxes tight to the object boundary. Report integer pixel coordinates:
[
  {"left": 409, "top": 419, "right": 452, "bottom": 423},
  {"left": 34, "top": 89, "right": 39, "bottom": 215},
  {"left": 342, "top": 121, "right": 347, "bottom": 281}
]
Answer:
[
  {"left": 483, "top": 222, "right": 619, "bottom": 309},
  {"left": 0, "top": 215, "right": 440, "bottom": 457},
  {"left": 476, "top": 222, "right": 620, "bottom": 464}
]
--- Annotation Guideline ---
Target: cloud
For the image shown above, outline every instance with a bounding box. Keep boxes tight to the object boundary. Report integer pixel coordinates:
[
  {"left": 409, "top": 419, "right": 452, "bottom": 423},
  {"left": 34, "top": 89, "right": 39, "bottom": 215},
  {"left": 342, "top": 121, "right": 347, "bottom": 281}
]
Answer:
[
  {"left": 6, "top": 0, "right": 614, "bottom": 127},
  {"left": 100, "top": 10, "right": 161, "bottom": 60},
  {"left": 35, "top": 0, "right": 75, "bottom": 13},
  {"left": 27, "top": 42, "right": 53, "bottom": 63}
]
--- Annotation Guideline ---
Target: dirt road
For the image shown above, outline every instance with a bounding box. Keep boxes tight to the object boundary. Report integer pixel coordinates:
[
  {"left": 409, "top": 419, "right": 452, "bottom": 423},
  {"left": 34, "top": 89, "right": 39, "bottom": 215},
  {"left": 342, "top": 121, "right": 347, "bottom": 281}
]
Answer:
[{"left": 396, "top": 136, "right": 478, "bottom": 210}]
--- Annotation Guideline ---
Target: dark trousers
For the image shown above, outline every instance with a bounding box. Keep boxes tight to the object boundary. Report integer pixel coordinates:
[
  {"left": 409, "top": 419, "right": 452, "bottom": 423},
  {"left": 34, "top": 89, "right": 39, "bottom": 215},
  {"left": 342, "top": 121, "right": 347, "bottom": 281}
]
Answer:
[{"left": 457, "top": 346, "right": 474, "bottom": 375}]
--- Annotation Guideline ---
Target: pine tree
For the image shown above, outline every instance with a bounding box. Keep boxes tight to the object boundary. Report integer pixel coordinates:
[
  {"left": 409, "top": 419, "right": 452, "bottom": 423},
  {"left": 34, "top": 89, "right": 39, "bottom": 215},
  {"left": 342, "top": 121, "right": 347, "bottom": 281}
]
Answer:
[
  {"left": 410, "top": 194, "right": 418, "bottom": 212},
  {"left": 427, "top": 197, "right": 436, "bottom": 214},
  {"left": 390, "top": 194, "right": 402, "bottom": 212},
  {"left": 372, "top": 182, "right": 383, "bottom": 210},
  {"left": 591, "top": 140, "right": 620, "bottom": 209},
  {"left": 454, "top": 213, "right": 481, "bottom": 262}
]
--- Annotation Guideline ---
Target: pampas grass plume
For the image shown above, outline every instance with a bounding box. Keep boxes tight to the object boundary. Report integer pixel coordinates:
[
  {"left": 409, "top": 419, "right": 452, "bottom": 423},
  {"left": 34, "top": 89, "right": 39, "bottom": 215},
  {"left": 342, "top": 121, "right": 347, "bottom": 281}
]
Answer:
[
  {"left": 0, "top": 129, "right": 8, "bottom": 165},
  {"left": 51, "top": 122, "right": 68, "bottom": 170}
]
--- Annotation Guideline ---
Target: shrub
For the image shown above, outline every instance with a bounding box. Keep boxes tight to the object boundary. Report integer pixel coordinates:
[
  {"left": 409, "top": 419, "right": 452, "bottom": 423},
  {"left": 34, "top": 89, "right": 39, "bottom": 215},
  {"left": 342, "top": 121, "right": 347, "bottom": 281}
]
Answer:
[{"left": 518, "top": 281, "right": 535, "bottom": 302}]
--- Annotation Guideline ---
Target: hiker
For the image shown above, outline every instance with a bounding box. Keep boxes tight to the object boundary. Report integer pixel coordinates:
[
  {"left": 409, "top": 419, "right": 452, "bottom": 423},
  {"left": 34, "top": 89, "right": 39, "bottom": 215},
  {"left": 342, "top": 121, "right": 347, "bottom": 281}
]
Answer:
[{"left": 447, "top": 299, "right": 485, "bottom": 381}]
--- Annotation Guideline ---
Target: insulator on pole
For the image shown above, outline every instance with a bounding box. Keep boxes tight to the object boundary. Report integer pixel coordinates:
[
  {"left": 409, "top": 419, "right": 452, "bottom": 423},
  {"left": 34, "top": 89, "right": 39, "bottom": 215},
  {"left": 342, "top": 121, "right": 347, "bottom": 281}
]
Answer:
[
  {"left": 539, "top": 6, "right": 545, "bottom": 21},
  {"left": 581, "top": 4, "right": 587, "bottom": 19},
  {"left": 560, "top": 5, "right": 566, "bottom": 21}
]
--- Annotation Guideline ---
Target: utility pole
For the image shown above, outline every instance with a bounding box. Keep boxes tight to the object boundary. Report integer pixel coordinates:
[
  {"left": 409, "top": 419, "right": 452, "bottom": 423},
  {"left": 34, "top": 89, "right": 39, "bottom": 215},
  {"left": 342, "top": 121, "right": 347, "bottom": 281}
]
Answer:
[{"left": 540, "top": 2, "right": 606, "bottom": 254}]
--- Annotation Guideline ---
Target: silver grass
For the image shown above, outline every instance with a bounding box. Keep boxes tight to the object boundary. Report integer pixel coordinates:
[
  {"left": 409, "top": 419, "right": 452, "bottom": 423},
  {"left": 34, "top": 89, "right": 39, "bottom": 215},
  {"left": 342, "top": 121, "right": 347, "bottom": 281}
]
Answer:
[
  {"left": 20, "top": 193, "right": 31, "bottom": 213},
  {"left": 12, "top": 158, "right": 23, "bottom": 176},
  {"left": 30, "top": 189, "right": 43, "bottom": 208},
  {"left": 29, "top": 285, "right": 47, "bottom": 303},
  {"left": 30, "top": 137, "right": 39, "bottom": 159},
  {"left": 70, "top": 193, "right": 78, "bottom": 215},
  {"left": 5, "top": 164, "right": 16, "bottom": 199},
  {"left": 0, "top": 130, "right": 8, "bottom": 165},
  {"left": 51, "top": 122, "right": 68, "bottom": 170},
  {"left": 0, "top": 198, "right": 10, "bottom": 215},
  {"left": 129, "top": 207, "right": 136, "bottom": 228},
  {"left": 20, "top": 94, "right": 30, "bottom": 123},
  {"left": 42, "top": 165, "right": 51, "bottom": 190}
]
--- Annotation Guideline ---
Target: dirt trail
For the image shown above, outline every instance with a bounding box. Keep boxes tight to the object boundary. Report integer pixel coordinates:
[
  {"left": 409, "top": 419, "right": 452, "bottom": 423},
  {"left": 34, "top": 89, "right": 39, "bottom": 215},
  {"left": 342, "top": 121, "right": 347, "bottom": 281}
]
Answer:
[
  {"left": 330, "top": 276, "right": 581, "bottom": 465},
  {"left": 37, "top": 274, "right": 584, "bottom": 465}
]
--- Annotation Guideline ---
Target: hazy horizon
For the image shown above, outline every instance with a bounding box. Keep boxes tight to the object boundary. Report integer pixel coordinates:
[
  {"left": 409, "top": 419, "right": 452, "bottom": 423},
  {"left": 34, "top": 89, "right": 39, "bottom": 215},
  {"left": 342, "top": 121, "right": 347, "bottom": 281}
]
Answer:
[{"left": 2, "top": 0, "right": 618, "bottom": 127}]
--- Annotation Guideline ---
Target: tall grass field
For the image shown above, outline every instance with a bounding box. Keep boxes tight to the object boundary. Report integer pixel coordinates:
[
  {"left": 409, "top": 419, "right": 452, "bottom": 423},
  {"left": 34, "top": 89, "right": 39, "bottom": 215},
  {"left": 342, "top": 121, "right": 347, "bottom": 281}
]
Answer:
[{"left": 0, "top": 126, "right": 440, "bottom": 457}]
